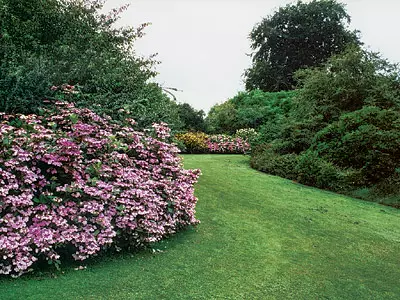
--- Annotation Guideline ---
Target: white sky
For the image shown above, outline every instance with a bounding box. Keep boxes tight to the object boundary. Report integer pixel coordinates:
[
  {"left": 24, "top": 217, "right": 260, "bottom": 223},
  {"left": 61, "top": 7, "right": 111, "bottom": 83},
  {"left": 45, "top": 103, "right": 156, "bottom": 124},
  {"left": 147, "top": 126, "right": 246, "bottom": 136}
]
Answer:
[{"left": 104, "top": 0, "right": 400, "bottom": 112}]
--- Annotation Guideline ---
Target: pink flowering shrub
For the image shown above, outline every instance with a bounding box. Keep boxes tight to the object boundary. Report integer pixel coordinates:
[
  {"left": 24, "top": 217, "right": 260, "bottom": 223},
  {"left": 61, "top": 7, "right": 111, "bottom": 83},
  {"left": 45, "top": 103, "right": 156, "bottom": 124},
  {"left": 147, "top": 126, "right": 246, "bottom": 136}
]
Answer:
[
  {"left": 0, "top": 102, "right": 200, "bottom": 277},
  {"left": 175, "top": 133, "right": 250, "bottom": 154},
  {"left": 206, "top": 135, "right": 250, "bottom": 154}
]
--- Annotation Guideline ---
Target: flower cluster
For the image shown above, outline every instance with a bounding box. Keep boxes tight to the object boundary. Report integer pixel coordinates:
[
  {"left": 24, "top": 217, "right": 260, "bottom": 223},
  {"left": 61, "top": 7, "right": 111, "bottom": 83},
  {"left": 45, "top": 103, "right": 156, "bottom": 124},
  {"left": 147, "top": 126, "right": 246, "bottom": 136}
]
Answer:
[
  {"left": 206, "top": 134, "right": 250, "bottom": 154},
  {"left": 175, "top": 132, "right": 250, "bottom": 154},
  {"left": 174, "top": 132, "right": 209, "bottom": 153},
  {"left": 234, "top": 128, "right": 258, "bottom": 142},
  {"left": 0, "top": 103, "right": 200, "bottom": 277}
]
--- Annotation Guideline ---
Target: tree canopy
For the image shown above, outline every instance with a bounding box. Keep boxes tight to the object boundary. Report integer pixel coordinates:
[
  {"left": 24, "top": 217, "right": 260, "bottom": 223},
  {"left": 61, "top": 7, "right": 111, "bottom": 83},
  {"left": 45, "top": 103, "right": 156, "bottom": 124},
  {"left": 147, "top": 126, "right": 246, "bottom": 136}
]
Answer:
[
  {"left": 177, "top": 103, "right": 206, "bottom": 132},
  {"left": 245, "top": 0, "right": 360, "bottom": 92},
  {"left": 0, "top": 0, "right": 181, "bottom": 128}
]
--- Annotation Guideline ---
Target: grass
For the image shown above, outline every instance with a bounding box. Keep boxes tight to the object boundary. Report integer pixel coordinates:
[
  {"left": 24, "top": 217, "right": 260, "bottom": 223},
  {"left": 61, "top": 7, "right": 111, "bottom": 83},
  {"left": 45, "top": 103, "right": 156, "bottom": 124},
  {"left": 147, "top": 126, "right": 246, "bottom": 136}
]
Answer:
[{"left": 1, "top": 154, "right": 399, "bottom": 299}]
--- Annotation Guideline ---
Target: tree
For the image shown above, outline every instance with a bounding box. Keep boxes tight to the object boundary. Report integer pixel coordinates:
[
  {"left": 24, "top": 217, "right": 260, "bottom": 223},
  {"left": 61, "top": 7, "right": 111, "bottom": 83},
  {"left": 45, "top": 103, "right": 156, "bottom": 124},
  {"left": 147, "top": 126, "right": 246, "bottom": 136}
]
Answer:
[
  {"left": 245, "top": 0, "right": 360, "bottom": 92},
  {"left": 177, "top": 103, "right": 206, "bottom": 132},
  {"left": 206, "top": 101, "right": 239, "bottom": 134},
  {"left": 293, "top": 46, "right": 400, "bottom": 123},
  {"left": 205, "top": 90, "right": 295, "bottom": 135},
  {"left": 0, "top": 0, "right": 180, "bottom": 128}
]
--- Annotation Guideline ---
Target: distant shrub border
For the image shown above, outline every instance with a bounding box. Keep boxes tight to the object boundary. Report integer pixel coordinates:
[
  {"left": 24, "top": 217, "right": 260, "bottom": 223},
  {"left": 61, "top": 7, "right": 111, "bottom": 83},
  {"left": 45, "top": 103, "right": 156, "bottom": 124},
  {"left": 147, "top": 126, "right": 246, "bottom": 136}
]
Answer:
[
  {"left": 0, "top": 102, "right": 201, "bottom": 277},
  {"left": 175, "top": 132, "right": 250, "bottom": 154}
]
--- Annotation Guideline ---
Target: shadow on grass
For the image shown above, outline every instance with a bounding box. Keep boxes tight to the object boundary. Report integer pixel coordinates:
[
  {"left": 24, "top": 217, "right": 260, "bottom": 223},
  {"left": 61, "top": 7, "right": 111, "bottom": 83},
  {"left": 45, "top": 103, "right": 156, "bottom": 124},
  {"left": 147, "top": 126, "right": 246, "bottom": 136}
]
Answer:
[{"left": 0, "top": 225, "right": 198, "bottom": 282}]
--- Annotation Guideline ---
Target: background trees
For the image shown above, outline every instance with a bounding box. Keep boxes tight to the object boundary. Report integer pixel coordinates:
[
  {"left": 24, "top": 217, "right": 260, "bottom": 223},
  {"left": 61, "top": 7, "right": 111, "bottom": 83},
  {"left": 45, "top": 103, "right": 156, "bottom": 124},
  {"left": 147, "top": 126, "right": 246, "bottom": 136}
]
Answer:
[
  {"left": 0, "top": 0, "right": 184, "bottom": 129},
  {"left": 176, "top": 103, "right": 206, "bottom": 132},
  {"left": 205, "top": 1, "right": 400, "bottom": 206},
  {"left": 247, "top": 46, "right": 400, "bottom": 206},
  {"left": 245, "top": 0, "right": 360, "bottom": 92},
  {"left": 206, "top": 90, "right": 295, "bottom": 138}
]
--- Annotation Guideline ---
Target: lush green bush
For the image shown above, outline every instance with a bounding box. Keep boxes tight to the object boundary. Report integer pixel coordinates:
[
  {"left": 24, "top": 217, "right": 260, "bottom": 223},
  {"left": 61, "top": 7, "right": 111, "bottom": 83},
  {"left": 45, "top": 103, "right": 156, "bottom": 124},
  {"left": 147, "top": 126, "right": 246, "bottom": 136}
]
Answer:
[
  {"left": 206, "top": 90, "right": 295, "bottom": 135},
  {"left": 206, "top": 101, "right": 238, "bottom": 134},
  {"left": 293, "top": 46, "right": 400, "bottom": 123},
  {"left": 246, "top": 47, "right": 400, "bottom": 206},
  {"left": 294, "top": 151, "right": 346, "bottom": 190},
  {"left": 272, "top": 116, "right": 325, "bottom": 154},
  {"left": 251, "top": 148, "right": 349, "bottom": 191},
  {"left": 250, "top": 147, "right": 299, "bottom": 180},
  {"left": 0, "top": 0, "right": 181, "bottom": 129},
  {"left": 312, "top": 106, "right": 400, "bottom": 183}
]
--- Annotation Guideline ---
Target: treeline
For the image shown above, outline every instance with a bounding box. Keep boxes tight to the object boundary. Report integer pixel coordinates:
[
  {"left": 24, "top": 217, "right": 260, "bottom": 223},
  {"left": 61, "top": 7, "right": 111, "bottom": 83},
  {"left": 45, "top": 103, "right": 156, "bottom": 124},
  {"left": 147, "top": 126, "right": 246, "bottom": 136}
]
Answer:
[
  {"left": 207, "top": 0, "right": 400, "bottom": 207},
  {"left": 0, "top": 0, "right": 205, "bottom": 132}
]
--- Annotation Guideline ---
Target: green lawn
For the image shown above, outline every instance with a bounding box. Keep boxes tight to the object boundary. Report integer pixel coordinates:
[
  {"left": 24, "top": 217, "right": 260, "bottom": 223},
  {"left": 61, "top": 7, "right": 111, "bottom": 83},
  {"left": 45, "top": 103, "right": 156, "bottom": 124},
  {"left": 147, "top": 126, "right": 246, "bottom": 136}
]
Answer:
[{"left": 1, "top": 155, "right": 399, "bottom": 299}]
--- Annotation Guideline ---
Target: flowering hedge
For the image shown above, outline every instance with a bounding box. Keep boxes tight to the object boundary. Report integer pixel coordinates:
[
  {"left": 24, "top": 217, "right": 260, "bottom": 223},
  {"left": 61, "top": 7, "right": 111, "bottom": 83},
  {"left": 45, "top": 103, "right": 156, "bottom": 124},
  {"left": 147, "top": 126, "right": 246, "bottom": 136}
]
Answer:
[
  {"left": 174, "top": 132, "right": 208, "bottom": 153},
  {"left": 0, "top": 102, "right": 200, "bottom": 277},
  {"left": 206, "top": 134, "right": 250, "bottom": 153},
  {"left": 234, "top": 128, "right": 258, "bottom": 143},
  {"left": 175, "top": 132, "right": 250, "bottom": 154}
]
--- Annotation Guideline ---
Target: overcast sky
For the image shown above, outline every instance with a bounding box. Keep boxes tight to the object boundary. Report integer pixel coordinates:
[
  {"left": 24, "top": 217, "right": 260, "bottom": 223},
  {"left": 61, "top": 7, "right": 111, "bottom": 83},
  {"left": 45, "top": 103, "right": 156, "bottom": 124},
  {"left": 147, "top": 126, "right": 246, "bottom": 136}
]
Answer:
[{"left": 104, "top": 0, "right": 400, "bottom": 112}]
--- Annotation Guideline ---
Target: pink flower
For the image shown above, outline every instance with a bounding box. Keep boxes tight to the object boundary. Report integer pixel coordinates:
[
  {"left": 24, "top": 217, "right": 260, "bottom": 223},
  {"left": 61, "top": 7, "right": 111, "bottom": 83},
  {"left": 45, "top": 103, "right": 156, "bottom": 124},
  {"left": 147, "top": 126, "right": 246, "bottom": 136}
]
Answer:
[{"left": 0, "top": 103, "right": 200, "bottom": 277}]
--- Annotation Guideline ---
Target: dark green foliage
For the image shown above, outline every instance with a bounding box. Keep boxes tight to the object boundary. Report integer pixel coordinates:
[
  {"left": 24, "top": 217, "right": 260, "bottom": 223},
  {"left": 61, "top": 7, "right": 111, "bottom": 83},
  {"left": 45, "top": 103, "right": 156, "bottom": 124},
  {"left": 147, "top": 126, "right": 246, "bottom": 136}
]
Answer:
[
  {"left": 0, "top": 54, "right": 54, "bottom": 112},
  {"left": 295, "top": 151, "right": 345, "bottom": 190},
  {"left": 250, "top": 147, "right": 299, "bottom": 180},
  {"left": 366, "top": 172, "right": 400, "bottom": 207},
  {"left": 176, "top": 103, "right": 206, "bottom": 132},
  {"left": 247, "top": 47, "right": 400, "bottom": 206},
  {"left": 0, "top": 0, "right": 180, "bottom": 128},
  {"left": 293, "top": 46, "right": 400, "bottom": 123},
  {"left": 206, "top": 101, "right": 238, "bottom": 134},
  {"left": 272, "top": 116, "right": 325, "bottom": 154},
  {"left": 245, "top": 0, "right": 360, "bottom": 92},
  {"left": 250, "top": 147, "right": 348, "bottom": 191},
  {"left": 312, "top": 106, "right": 400, "bottom": 183}
]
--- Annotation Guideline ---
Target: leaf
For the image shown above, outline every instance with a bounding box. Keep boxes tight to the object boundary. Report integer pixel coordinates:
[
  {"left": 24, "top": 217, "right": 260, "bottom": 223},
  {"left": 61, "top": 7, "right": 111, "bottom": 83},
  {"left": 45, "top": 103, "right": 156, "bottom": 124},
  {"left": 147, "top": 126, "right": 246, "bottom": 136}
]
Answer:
[
  {"left": 116, "top": 205, "right": 125, "bottom": 212},
  {"left": 69, "top": 113, "right": 79, "bottom": 124}
]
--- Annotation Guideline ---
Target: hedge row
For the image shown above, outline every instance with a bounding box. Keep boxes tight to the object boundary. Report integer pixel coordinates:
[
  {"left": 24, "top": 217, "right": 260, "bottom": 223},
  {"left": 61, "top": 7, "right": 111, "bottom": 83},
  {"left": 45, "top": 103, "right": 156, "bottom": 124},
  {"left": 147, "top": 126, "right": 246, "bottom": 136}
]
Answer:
[{"left": 175, "top": 132, "right": 250, "bottom": 154}]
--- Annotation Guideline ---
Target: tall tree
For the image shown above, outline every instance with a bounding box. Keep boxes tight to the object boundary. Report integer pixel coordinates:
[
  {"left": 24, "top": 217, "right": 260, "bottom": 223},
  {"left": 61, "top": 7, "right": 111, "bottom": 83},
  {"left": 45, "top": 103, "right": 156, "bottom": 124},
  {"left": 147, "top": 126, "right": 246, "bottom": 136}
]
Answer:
[
  {"left": 245, "top": 0, "right": 360, "bottom": 92},
  {"left": 177, "top": 103, "right": 206, "bottom": 132}
]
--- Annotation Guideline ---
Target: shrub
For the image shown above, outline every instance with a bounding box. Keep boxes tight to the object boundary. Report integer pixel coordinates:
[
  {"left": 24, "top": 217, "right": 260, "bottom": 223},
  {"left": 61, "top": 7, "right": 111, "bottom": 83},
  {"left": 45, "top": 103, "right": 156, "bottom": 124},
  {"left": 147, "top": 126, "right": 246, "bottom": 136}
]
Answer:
[
  {"left": 206, "top": 90, "right": 296, "bottom": 135},
  {"left": 250, "top": 148, "right": 299, "bottom": 180},
  {"left": 295, "top": 151, "right": 344, "bottom": 190},
  {"left": 369, "top": 172, "right": 400, "bottom": 206},
  {"left": 0, "top": 0, "right": 182, "bottom": 129},
  {"left": 175, "top": 132, "right": 250, "bottom": 154},
  {"left": 235, "top": 128, "right": 258, "bottom": 144},
  {"left": 207, "top": 134, "right": 251, "bottom": 154},
  {"left": 0, "top": 102, "right": 200, "bottom": 277},
  {"left": 312, "top": 106, "right": 400, "bottom": 183},
  {"left": 175, "top": 132, "right": 209, "bottom": 153}
]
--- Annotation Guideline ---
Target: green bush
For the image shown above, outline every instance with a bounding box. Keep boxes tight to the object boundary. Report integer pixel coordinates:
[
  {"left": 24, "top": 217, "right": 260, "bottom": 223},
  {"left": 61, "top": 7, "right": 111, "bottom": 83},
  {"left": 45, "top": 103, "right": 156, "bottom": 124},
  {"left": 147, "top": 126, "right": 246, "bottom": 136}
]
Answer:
[
  {"left": 312, "top": 106, "right": 400, "bottom": 183},
  {"left": 206, "top": 90, "right": 295, "bottom": 134},
  {"left": 0, "top": 0, "right": 181, "bottom": 129},
  {"left": 250, "top": 147, "right": 299, "bottom": 180},
  {"left": 295, "top": 151, "right": 345, "bottom": 191},
  {"left": 369, "top": 172, "right": 400, "bottom": 206},
  {"left": 293, "top": 46, "right": 400, "bottom": 124}
]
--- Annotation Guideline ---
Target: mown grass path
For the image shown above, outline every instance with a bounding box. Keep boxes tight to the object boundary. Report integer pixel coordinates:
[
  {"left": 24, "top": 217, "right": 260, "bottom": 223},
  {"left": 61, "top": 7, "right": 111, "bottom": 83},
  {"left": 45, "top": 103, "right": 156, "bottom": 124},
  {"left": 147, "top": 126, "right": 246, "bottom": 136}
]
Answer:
[{"left": 1, "top": 155, "right": 399, "bottom": 299}]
